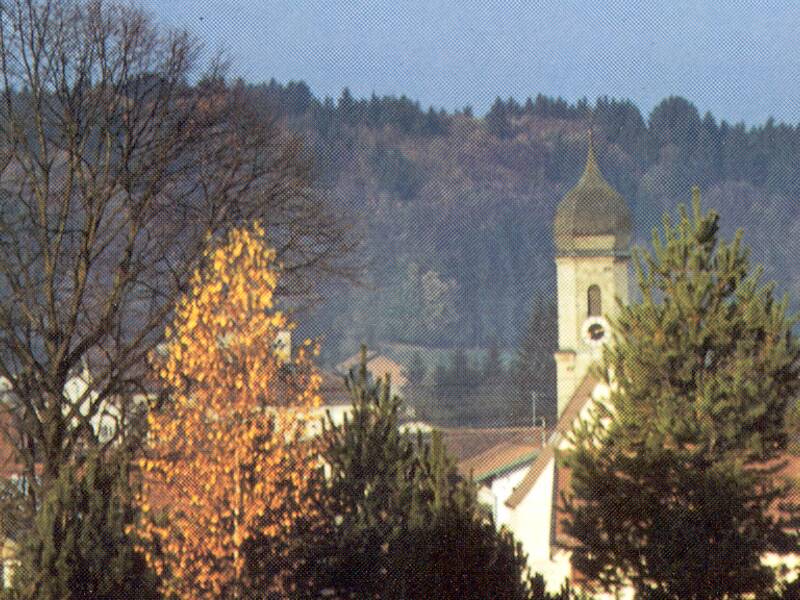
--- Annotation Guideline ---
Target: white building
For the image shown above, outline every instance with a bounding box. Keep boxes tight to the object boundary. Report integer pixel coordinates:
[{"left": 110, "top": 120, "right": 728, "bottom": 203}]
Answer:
[{"left": 458, "top": 438, "right": 541, "bottom": 526}]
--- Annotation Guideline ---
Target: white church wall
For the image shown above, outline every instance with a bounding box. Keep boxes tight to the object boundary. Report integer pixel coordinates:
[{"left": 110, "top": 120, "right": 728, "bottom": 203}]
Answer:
[
  {"left": 507, "top": 456, "right": 571, "bottom": 592},
  {"left": 491, "top": 465, "right": 531, "bottom": 527},
  {"left": 471, "top": 464, "right": 532, "bottom": 529},
  {"left": 555, "top": 257, "right": 578, "bottom": 352},
  {"left": 531, "top": 549, "right": 572, "bottom": 596},
  {"left": 508, "top": 457, "right": 555, "bottom": 563},
  {"left": 503, "top": 379, "right": 614, "bottom": 593}
]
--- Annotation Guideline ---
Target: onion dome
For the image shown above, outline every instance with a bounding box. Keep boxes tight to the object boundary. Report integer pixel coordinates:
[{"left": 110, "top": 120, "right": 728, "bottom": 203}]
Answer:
[{"left": 554, "top": 132, "right": 632, "bottom": 256}]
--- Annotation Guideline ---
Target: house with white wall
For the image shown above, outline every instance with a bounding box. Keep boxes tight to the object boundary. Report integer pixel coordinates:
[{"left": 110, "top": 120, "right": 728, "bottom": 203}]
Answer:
[{"left": 455, "top": 430, "right": 544, "bottom": 525}]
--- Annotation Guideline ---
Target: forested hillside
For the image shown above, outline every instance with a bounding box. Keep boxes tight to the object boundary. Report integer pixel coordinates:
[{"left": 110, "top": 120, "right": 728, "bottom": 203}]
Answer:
[
  {"left": 237, "top": 79, "right": 800, "bottom": 424},
  {"left": 246, "top": 81, "right": 796, "bottom": 348}
]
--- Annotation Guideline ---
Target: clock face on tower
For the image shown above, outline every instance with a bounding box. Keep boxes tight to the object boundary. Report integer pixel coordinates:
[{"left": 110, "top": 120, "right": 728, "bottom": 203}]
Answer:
[{"left": 581, "top": 316, "right": 610, "bottom": 347}]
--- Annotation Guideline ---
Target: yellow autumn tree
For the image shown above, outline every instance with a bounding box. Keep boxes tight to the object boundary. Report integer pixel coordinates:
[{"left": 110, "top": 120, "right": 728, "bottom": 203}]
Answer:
[{"left": 135, "top": 223, "right": 321, "bottom": 599}]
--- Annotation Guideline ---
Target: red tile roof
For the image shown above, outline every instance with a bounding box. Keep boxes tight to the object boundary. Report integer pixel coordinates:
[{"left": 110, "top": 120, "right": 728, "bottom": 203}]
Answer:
[
  {"left": 317, "top": 369, "right": 351, "bottom": 406},
  {"left": 0, "top": 410, "right": 29, "bottom": 479},
  {"left": 441, "top": 426, "right": 546, "bottom": 464},
  {"left": 336, "top": 353, "right": 408, "bottom": 389},
  {"left": 458, "top": 441, "right": 541, "bottom": 482},
  {"left": 553, "top": 464, "right": 575, "bottom": 548}
]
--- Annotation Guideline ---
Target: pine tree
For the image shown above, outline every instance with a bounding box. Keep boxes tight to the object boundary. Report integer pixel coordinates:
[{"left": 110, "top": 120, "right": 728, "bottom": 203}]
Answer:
[
  {"left": 486, "top": 97, "right": 513, "bottom": 139},
  {"left": 483, "top": 338, "right": 503, "bottom": 379},
  {"left": 513, "top": 299, "right": 557, "bottom": 425},
  {"left": 288, "top": 347, "right": 538, "bottom": 599},
  {"left": 561, "top": 189, "right": 800, "bottom": 600},
  {"left": 14, "top": 450, "right": 160, "bottom": 600}
]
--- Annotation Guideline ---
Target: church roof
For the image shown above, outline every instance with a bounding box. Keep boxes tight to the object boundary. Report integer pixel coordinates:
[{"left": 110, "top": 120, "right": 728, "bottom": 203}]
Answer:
[
  {"left": 505, "top": 372, "right": 598, "bottom": 509},
  {"left": 553, "top": 132, "right": 632, "bottom": 256}
]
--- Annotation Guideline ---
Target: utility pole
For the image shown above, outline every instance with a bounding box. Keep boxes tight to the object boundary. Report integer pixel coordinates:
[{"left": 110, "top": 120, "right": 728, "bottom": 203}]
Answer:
[{"left": 532, "top": 391, "right": 546, "bottom": 446}]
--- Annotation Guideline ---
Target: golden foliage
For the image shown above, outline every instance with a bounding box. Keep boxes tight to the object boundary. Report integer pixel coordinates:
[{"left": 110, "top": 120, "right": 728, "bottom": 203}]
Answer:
[{"left": 134, "top": 223, "right": 321, "bottom": 599}]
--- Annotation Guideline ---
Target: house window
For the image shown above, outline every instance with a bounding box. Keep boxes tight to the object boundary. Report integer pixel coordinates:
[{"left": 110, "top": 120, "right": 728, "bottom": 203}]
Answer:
[{"left": 588, "top": 285, "right": 602, "bottom": 317}]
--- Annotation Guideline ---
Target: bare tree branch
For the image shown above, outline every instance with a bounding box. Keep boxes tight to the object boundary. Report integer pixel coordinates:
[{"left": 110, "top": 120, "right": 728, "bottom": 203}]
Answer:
[{"left": 0, "top": 0, "right": 357, "bottom": 508}]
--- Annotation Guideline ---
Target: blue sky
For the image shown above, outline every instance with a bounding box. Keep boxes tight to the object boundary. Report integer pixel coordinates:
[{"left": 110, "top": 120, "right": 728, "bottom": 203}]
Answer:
[{"left": 137, "top": 1, "right": 800, "bottom": 125}]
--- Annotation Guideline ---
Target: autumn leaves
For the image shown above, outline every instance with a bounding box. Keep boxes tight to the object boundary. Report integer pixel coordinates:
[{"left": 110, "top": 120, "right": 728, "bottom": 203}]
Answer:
[{"left": 134, "top": 223, "right": 322, "bottom": 599}]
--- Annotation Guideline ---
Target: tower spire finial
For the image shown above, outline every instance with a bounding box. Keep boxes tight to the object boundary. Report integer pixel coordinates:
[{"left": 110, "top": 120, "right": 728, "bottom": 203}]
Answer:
[{"left": 585, "top": 129, "right": 598, "bottom": 174}]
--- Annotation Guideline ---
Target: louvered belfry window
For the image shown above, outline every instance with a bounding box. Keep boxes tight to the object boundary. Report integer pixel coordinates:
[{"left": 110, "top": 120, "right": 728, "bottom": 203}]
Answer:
[{"left": 588, "top": 284, "right": 602, "bottom": 317}]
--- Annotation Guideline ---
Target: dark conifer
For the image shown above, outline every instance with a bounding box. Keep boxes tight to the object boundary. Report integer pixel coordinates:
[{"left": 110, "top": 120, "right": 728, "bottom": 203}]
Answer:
[
  {"left": 562, "top": 190, "right": 800, "bottom": 600},
  {"left": 288, "top": 346, "right": 542, "bottom": 599},
  {"left": 486, "top": 97, "right": 514, "bottom": 139},
  {"left": 13, "top": 450, "right": 160, "bottom": 600}
]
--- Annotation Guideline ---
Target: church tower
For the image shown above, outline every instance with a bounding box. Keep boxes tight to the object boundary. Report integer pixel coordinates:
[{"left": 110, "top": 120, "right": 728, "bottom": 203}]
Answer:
[{"left": 553, "top": 133, "right": 632, "bottom": 417}]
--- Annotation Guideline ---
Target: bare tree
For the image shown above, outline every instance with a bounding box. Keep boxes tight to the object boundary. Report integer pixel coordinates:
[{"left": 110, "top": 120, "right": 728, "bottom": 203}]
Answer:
[{"left": 0, "top": 0, "right": 355, "bottom": 507}]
